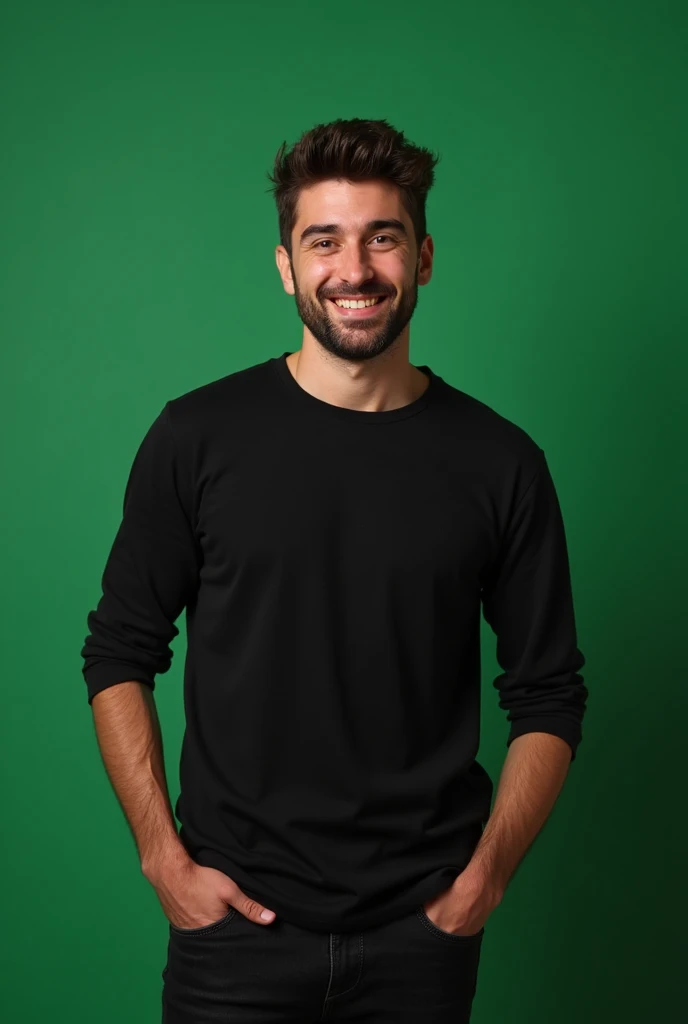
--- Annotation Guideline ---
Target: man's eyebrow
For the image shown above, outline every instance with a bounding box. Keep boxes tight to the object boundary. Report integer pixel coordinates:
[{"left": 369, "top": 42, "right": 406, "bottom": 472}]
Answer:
[{"left": 299, "top": 219, "right": 408, "bottom": 245}]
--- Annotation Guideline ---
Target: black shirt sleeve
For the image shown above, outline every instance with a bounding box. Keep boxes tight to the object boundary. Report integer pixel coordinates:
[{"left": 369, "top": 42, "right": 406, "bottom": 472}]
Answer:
[
  {"left": 80, "top": 402, "right": 200, "bottom": 705},
  {"left": 480, "top": 449, "right": 588, "bottom": 761}
]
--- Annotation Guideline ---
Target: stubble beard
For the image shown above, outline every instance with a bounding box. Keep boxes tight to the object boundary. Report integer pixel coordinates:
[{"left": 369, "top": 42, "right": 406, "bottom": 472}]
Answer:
[{"left": 291, "top": 263, "right": 420, "bottom": 363}]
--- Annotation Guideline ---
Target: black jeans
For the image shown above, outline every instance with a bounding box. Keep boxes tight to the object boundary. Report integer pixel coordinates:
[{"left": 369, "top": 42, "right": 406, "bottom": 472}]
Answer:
[{"left": 161, "top": 902, "right": 485, "bottom": 1022}]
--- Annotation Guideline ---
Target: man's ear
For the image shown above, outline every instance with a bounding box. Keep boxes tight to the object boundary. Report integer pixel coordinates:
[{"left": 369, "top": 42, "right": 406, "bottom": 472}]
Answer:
[
  {"left": 418, "top": 234, "right": 434, "bottom": 286},
  {"left": 275, "top": 245, "right": 296, "bottom": 295}
]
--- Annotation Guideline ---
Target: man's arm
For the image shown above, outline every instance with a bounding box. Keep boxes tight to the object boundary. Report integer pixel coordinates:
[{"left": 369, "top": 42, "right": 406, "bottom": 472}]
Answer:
[
  {"left": 81, "top": 403, "right": 199, "bottom": 870},
  {"left": 81, "top": 405, "right": 279, "bottom": 926},
  {"left": 90, "top": 679, "right": 188, "bottom": 879},
  {"left": 475, "top": 447, "right": 588, "bottom": 894},
  {"left": 466, "top": 731, "right": 572, "bottom": 898}
]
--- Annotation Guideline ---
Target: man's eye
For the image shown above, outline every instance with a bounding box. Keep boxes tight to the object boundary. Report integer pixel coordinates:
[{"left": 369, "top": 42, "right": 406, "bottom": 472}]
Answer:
[{"left": 313, "top": 236, "right": 394, "bottom": 249}]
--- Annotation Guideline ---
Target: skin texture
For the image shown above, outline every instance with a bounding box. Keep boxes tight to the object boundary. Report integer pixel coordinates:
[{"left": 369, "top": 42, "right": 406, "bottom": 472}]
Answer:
[{"left": 274, "top": 178, "right": 435, "bottom": 413}]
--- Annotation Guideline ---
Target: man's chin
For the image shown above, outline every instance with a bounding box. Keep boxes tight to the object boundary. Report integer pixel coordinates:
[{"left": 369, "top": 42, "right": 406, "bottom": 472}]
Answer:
[{"left": 314, "top": 330, "right": 396, "bottom": 362}]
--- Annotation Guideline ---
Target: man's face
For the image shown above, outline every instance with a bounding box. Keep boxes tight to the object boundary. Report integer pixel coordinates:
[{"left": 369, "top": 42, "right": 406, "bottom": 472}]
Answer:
[{"left": 275, "top": 179, "right": 433, "bottom": 362}]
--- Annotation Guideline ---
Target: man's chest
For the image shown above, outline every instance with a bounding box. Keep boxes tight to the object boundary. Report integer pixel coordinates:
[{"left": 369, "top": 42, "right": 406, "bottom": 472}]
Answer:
[{"left": 193, "top": 431, "right": 497, "bottom": 594}]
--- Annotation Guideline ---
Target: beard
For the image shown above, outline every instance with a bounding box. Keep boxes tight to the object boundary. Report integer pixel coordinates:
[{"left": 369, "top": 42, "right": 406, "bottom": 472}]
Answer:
[{"left": 291, "top": 265, "right": 420, "bottom": 362}]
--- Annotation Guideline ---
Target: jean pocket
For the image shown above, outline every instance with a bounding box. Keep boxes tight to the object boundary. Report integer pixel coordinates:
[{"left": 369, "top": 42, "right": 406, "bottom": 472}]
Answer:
[
  {"left": 415, "top": 905, "right": 484, "bottom": 942},
  {"left": 169, "top": 905, "right": 237, "bottom": 937}
]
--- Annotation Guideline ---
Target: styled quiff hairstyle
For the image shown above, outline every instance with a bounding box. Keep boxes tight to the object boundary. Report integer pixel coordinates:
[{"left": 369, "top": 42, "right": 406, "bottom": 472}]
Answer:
[{"left": 266, "top": 118, "right": 440, "bottom": 261}]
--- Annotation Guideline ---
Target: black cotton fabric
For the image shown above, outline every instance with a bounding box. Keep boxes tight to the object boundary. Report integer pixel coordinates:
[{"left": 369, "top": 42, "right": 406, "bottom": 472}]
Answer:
[{"left": 80, "top": 351, "right": 587, "bottom": 933}]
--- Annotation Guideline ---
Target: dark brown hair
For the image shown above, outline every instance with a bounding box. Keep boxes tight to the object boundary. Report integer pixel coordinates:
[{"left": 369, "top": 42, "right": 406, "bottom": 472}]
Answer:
[{"left": 266, "top": 118, "right": 440, "bottom": 261}]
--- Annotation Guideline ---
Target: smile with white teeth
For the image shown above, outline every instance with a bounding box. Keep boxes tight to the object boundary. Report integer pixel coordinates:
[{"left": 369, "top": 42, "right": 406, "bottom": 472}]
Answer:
[{"left": 332, "top": 297, "right": 384, "bottom": 308}]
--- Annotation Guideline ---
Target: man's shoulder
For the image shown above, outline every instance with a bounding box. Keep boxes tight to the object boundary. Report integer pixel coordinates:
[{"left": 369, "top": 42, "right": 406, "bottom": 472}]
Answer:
[
  {"left": 169, "top": 356, "right": 275, "bottom": 410},
  {"left": 434, "top": 374, "right": 544, "bottom": 472},
  {"left": 163, "top": 355, "right": 278, "bottom": 439}
]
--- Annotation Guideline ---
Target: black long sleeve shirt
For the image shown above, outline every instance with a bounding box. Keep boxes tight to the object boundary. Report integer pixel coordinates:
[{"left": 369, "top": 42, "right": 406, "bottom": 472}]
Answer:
[{"left": 81, "top": 351, "right": 587, "bottom": 933}]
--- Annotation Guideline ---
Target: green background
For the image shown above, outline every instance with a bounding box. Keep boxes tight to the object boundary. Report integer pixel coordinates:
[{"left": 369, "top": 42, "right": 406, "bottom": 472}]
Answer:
[{"left": 2, "top": 0, "right": 686, "bottom": 1020}]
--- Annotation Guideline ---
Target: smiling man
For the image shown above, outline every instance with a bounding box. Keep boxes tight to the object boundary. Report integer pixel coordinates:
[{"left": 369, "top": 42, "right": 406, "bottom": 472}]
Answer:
[
  {"left": 81, "top": 118, "right": 588, "bottom": 1023},
  {"left": 283, "top": 180, "right": 428, "bottom": 365},
  {"left": 275, "top": 171, "right": 434, "bottom": 410}
]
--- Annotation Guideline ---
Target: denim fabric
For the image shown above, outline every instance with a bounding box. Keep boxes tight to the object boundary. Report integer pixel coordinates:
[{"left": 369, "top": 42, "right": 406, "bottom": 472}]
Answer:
[{"left": 162, "top": 903, "right": 484, "bottom": 1022}]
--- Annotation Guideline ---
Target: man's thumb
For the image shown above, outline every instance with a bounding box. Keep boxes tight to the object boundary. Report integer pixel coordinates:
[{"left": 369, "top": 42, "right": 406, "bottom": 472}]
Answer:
[{"left": 238, "top": 893, "right": 276, "bottom": 925}]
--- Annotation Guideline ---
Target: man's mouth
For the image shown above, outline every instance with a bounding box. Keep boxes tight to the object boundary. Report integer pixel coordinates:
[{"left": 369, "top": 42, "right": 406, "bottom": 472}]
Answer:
[{"left": 326, "top": 295, "right": 389, "bottom": 318}]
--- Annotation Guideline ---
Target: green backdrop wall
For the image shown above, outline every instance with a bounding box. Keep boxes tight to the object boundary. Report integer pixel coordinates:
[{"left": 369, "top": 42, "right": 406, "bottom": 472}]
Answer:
[{"left": 2, "top": 1, "right": 685, "bottom": 1021}]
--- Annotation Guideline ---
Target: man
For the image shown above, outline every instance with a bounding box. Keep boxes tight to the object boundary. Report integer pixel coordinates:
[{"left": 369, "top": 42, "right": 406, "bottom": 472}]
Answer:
[{"left": 81, "top": 117, "right": 588, "bottom": 1022}]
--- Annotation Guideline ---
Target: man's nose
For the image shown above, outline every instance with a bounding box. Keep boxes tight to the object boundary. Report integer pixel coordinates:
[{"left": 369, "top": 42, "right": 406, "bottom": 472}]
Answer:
[{"left": 338, "top": 244, "right": 375, "bottom": 287}]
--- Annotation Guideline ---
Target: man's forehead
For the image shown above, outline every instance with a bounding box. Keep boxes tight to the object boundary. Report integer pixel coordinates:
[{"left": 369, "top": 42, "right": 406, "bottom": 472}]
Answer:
[{"left": 295, "top": 179, "right": 406, "bottom": 225}]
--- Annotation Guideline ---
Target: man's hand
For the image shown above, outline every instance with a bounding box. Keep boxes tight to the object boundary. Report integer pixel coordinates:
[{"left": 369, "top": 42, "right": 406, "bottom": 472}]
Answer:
[
  {"left": 422, "top": 863, "right": 503, "bottom": 937},
  {"left": 144, "top": 851, "right": 277, "bottom": 928}
]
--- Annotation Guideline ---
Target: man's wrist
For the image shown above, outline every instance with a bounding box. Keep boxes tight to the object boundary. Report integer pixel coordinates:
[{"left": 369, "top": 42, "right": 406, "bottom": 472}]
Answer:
[
  {"left": 140, "top": 837, "right": 190, "bottom": 884},
  {"left": 461, "top": 852, "right": 507, "bottom": 905}
]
